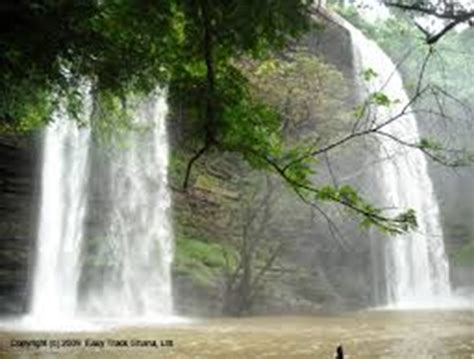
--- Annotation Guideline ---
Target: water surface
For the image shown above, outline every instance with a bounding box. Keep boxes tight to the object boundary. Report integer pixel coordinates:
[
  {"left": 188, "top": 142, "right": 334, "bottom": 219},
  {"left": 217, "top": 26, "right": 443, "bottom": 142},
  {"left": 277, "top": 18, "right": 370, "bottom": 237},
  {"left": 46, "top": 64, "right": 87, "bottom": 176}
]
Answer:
[{"left": 1, "top": 310, "right": 473, "bottom": 358}]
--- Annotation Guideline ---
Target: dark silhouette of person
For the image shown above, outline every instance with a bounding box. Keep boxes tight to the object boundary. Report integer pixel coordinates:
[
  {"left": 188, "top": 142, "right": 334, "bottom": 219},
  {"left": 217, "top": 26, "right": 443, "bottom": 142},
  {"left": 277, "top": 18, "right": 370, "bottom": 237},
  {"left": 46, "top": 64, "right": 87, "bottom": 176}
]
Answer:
[{"left": 336, "top": 344, "right": 344, "bottom": 359}]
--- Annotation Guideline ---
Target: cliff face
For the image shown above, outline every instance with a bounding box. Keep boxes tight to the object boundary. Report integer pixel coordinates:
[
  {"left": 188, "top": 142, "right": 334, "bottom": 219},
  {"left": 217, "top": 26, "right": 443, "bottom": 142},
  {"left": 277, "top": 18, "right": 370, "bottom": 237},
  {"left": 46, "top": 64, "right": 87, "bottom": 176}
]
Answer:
[
  {"left": 0, "top": 135, "right": 39, "bottom": 314},
  {"left": 304, "top": 16, "right": 355, "bottom": 84},
  {"left": 170, "top": 18, "right": 379, "bottom": 316},
  {"left": 0, "top": 16, "right": 379, "bottom": 316}
]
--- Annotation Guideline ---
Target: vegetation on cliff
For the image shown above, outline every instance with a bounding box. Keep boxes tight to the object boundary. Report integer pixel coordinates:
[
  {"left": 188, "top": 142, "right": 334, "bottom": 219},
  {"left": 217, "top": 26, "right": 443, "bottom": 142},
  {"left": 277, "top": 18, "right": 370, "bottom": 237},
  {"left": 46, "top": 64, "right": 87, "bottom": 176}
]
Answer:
[
  {"left": 0, "top": 0, "right": 429, "bottom": 234},
  {"left": 1, "top": 1, "right": 473, "bottom": 316}
]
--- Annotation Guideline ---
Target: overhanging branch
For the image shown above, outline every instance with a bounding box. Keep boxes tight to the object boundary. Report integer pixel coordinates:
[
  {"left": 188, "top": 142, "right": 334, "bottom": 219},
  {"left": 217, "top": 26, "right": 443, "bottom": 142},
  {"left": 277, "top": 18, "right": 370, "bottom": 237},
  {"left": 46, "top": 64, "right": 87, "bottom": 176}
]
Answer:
[{"left": 384, "top": 1, "right": 474, "bottom": 44}]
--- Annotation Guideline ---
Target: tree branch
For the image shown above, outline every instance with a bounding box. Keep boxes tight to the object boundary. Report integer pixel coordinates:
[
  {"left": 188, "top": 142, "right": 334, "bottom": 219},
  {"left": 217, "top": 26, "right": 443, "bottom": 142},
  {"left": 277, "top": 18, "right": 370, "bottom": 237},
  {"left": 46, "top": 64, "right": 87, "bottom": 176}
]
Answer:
[
  {"left": 182, "top": 0, "right": 217, "bottom": 190},
  {"left": 385, "top": 1, "right": 474, "bottom": 44},
  {"left": 182, "top": 142, "right": 211, "bottom": 189}
]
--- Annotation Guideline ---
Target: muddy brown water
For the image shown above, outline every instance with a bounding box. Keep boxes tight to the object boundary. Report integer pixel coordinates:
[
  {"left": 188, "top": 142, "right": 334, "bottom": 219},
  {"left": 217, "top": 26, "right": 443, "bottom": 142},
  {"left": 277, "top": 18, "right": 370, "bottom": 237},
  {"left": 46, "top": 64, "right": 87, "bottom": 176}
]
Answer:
[{"left": 0, "top": 310, "right": 473, "bottom": 358}]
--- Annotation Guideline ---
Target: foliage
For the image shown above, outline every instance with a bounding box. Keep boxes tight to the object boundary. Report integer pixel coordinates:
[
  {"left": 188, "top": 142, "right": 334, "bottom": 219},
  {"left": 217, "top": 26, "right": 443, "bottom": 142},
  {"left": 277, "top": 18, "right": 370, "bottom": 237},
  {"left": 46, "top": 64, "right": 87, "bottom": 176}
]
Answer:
[
  {"left": 238, "top": 52, "right": 349, "bottom": 144},
  {"left": 452, "top": 240, "right": 474, "bottom": 267},
  {"left": 176, "top": 235, "right": 227, "bottom": 269},
  {"left": 0, "top": 1, "right": 175, "bottom": 132},
  {"left": 221, "top": 173, "right": 285, "bottom": 316},
  {"left": 1, "top": 1, "right": 426, "bottom": 234},
  {"left": 175, "top": 234, "right": 236, "bottom": 286},
  {"left": 1, "top": 1, "right": 311, "bottom": 127},
  {"left": 169, "top": 149, "right": 190, "bottom": 185},
  {"left": 218, "top": 49, "right": 419, "bottom": 234}
]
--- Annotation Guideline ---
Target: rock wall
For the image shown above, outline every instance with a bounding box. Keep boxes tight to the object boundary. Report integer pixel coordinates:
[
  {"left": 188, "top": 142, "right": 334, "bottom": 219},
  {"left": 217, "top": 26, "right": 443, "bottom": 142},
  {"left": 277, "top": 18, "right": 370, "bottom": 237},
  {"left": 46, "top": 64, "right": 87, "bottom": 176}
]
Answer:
[
  {"left": 169, "top": 16, "right": 379, "bottom": 316},
  {"left": 0, "top": 15, "right": 381, "bottom": 317},
  {"left": 0, "top": 135, "right": 39, "bottom": 314}
]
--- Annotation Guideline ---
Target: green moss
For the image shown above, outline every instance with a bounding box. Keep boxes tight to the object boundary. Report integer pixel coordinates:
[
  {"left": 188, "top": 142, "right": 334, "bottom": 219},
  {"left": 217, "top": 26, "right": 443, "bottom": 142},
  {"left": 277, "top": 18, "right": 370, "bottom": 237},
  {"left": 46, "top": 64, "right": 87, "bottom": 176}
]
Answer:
[
  {"left": 194, "top": 174, "right": 239, "bottom": 199},
  {"left": 177, "top": 236, "right": 226, "bottom": 268},
  {"left": 174, "top": 234, "right": 237, "bottom": 286},
  {"left": 452, "top": 241, "right": 474, "bottom": 267},
  {"left": 194, "top": 174, "right": 219, "bottom": 191},
  {"left": 169, "top": 149, "right": 188, "bottom": 185}
]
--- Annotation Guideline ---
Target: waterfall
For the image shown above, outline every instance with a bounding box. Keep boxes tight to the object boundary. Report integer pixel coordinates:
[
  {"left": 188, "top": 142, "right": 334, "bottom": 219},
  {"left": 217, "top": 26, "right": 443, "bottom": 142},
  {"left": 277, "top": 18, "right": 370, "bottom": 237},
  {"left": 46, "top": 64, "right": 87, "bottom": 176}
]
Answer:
[
  {"left": 30, "top": 112, "right": 91, "bottom": 327},
  {"left": 28, "top": 91, "right": 174, "bottom": 328},
  {"left": 339, "top": 18, "right": 451, "bottom": 307},
  {"left": 82, "top": 93, "right": 174, "bottom": 320}
]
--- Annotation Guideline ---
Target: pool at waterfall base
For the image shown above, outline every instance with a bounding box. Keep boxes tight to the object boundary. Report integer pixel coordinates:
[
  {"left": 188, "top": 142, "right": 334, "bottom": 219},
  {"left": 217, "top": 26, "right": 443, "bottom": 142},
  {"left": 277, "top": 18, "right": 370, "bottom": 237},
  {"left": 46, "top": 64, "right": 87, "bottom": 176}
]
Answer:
[{"left": 0, "top": 310, "right": 473, "bottom": 358}]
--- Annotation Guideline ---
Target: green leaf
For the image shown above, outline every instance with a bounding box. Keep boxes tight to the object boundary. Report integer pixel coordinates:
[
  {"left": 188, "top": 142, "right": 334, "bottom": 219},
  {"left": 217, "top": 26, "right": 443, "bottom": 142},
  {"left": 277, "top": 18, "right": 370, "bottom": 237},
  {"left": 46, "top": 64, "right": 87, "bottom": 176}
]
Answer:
[
  {"left": 362, "top": 68, "right": 378, "bottom": 81},
  {"left": 371, "top": 91, "right": 391, "bottom": 107}
]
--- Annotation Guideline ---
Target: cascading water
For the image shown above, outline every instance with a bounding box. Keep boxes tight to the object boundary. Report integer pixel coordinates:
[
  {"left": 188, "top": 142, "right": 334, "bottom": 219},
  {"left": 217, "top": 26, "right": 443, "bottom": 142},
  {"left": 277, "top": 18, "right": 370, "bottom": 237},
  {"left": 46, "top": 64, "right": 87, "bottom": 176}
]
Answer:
[
  {"left": 82, "top": 93, "right": 174, "bottom": 320},
  {"left": 340, "top": 18, "right": 451, "bottom": 307},
  {"left": 30, "top": 112, "right": 91, "bottom": 327},
  {"left": 28, "top": 91, "right": 174, "bottom": 328}
]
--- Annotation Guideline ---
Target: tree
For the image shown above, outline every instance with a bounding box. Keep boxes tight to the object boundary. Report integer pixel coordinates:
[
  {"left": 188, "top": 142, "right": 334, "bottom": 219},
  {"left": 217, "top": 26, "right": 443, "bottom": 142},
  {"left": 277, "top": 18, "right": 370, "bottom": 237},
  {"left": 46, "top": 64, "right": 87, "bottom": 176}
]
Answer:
[
  {"left": 238, "top": 52, "right": 349, "bottom": 144},
  {"left": 0, "top": 1, "right": 425, "bottom": 233},
  {"left": 221, "top": 174, "right": 285, "bottom": 316},
  {"left": 0, "top": 1, "right": 312, "bottom": 130},
  {"left": 0, "top": 1, "right": 177, "bottom": 131}
]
